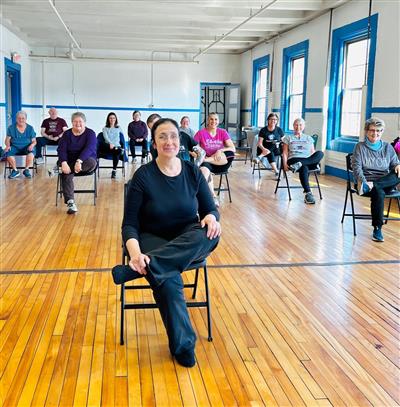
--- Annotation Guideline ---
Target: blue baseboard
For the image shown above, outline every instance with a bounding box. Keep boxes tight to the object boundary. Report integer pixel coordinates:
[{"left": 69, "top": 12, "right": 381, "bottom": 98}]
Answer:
[{"left": 325, "top": 165, "right": 347, "bottom": 180}]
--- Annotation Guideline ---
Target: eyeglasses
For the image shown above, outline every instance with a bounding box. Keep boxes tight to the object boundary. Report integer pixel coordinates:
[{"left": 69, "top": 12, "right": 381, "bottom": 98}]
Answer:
[
  {"left": 157, "top": 133, "right": 179, "bottom": 141},
  {"left": 367, "top": 128, "right": 383, "bottom": 133}
]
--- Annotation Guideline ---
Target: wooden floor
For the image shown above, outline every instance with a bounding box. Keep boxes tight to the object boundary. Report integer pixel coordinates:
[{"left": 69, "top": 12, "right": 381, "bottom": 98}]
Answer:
[{"left": 1, "top": 159, "right": 399, "bottom": 406}]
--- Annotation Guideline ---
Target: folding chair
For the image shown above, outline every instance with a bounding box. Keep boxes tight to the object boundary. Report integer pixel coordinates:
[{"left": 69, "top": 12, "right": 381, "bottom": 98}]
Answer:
[
  {"left": 341, "top": 153, "right": 400, "bottom": 235},
  {"left": 3, "top": 155, "right": 37, "bottom": 179},
  {"left": 274, "top": 162, "right": 322, "bottom": 200},
  {"left": 213, "top": 170, "right": 232, "bottom": 203},
  {"left": 96, "top": 132, "right": 127, "bottom": 177},
  {"left": 118, "top": 181, "right": 213, "bottom": 345},
  {"left": 55, "top": 168, "right": 98, "bottom": 206}
]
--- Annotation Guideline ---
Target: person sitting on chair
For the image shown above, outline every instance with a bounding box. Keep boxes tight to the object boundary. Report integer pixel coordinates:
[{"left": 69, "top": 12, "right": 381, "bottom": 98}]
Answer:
[
  {"left": 253, "top": 112, "right": 283, "bottom": 176},
  {"left": 179, "top": 116, "right": 195, "bottom": 138},
  {"left": 114, "top": 118, "right": 221, "bottom": 368},
  {"left": 127, "top": 111, "right": 148, "bottom": 163},
  {"left": 281, "top": 117, "right": 324, "bottom": 204},
  {"left": 194, "top": 112, "right": 236, "bottom": 206},
  {"left": 35, "top": 107, "right": 68, "bottom": 164},
  {"left": 57, "top": 112, "right": 97, "bottom": 214},
  {"left": 4, "top": 110, "right": 36, "bottom": 179},
  {"left": 352, "top": 117, "right": 400, "bottom": 242},
  {"left": 100, "top": 112, "right": 124, "bottom": 179}
]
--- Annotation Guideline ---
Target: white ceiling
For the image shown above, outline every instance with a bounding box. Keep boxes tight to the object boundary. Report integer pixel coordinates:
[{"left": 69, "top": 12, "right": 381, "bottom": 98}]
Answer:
[{"left": 1, "top": 0, "right": 349, "bottom": 61}]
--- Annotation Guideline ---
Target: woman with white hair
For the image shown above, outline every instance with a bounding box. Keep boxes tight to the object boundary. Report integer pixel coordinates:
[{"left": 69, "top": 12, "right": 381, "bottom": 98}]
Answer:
[
  {"left": 57, "top": 112, "right": 97, "bottom": 214},
  {"left": 281, "top": 117, "right": 324, "bottom": 204},
  {"left": 352, "top": 117, "right": 400, "bottom": 242},
  {"left": 4, "top": 110, "right": 36, "bottom": 179}
]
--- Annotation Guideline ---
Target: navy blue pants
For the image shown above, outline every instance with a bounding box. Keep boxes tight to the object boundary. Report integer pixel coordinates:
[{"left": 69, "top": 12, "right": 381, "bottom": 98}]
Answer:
[
  {"left": 287, "top": 151, "right": 324, "bottom": 193},
  {"left": 139, "top": 223, "right": 219, "bottom": 356}
]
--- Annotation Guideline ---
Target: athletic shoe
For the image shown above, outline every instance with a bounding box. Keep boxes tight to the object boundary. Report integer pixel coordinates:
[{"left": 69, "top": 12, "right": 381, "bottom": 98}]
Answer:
[
  {"left": 111, "top": 170, "right": 116, "bottom": 179},
  {"left": 175, "top": 349, "right": 196, "bottom": 368},
  {"left": 372, "top": 227, "right": 384, "bottom": 242},
  {"left": 304, "top": 192, "right": 316, "bottom": 204},
  {"left": 66, "top": 199, "right": 78, "bottom": 214},
  {"left": 289, "top": 161, "right": 302, "bottom": 173},
  {"left": 193, "top": 146, "right": 206, "bottom": 167},
  {"left": 214, "top": 196, "right": 220, "bottom": 208},
  {"left": 358, "top": 181, "right": 373, "bottom": 196},
  {"left": 8, "top": 169, "right": 20, "bottom": 179},
  {"left": 23, "top": 169, "right": 32, "bottom": 178},
  {"left": 36, "top": 157, "right": 44, "bottom": 165},
  {"left": 111, "top": 264, "right": 142, "bottom": 285}
]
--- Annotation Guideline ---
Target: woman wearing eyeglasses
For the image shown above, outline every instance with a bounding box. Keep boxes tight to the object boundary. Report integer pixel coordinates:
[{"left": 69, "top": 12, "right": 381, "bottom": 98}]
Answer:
[
  {"left": 116, "top": 118, "right": 221, "bottom": 368},
  {"left": 352, "top": 117, "right": 400, "bottom": 242}
]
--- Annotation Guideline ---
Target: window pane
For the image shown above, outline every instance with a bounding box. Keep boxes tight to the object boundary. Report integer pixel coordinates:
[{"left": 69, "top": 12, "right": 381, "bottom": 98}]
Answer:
[
  {"left": 256, "top": 67, "right": 268, "bottom": 126},
  {"left": 288, "top": 94, "right": 303, "bottom": 130},
  {"left": 344, "top": 39, "right": 368, "bottom": 89},
  {"left": 291, "top": 57, "right": 304, "bottom": 94},
  {"left": 257, "top": 97, "right": 267, "bottom": 127},
  {"left": 340, "top": 88, "right": 362, "bottom": 136}
]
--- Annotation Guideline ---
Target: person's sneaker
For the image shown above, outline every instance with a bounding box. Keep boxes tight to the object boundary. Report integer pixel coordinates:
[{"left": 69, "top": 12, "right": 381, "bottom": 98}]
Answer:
[
  {"left": 358, "top": 181, "right": 373, "bottom": 196},
  {"left": 36, "top": 157, "right": 44, "bottom": 165},
  {"left": 66, "top": 199, "right": 78, "bottom": 214},
  {"left": 213, "top": 196, "right": 220, "bottom": 208},
  {"left": 372, "top": 227, "right": 384, "bottom": 242},
  {"left": 304, "top": 192, "right": 316, "bottom": 204},
  {"left": 111, "top": 170, "right": 116, "bottom": 179},
  {"left": 289, "top": 161, "right": 302, "bottom": 173},
  {"left": 48, "top": 166, "right": 60, "bottom": 177},
  {"left": 23, "top": 169, "right": 32, "bottom": 178},
  {"left": 193, "top": 146, "right": 206, "bottom": 167},
  {"left": 111, "top": 264, "right": 142, "bottom": 285},
  {"left": 8, "top": 169, "right": 20, "bottom": 179}
]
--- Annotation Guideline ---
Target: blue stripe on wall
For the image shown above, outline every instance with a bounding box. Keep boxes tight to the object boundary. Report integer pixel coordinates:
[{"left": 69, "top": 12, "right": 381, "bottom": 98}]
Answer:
[
  {"left": 241, "top": 109, "right": 251, "bottom": 112},
  {"left": 21, "top": 104, "right": 200, "bottom": 113},
  {"left": 305, "top": 108, "right": 323, "bottom": 113},
  {"left": 370, "top": 107, "right": 400, "bottom": 113},
  {"left": 21, "top": 104, "right": 42, "bottom": 108},
  {"left": 272, "top": 108, "right": 280, "bottom": 113},
  {"left": 325, "top": 165, "right": 347, "bottom": 180},
  {"left": 0, "top": 102, "right": 5, "bottom": 107}
]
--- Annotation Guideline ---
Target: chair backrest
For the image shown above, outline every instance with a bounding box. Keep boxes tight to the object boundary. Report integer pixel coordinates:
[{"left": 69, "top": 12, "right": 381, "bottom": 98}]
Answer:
[
  {"left": 311, "top": 134, "right": 319, "bottom": 148},
  {"left": 251, "top": 131, "right": 259, "bottom": 157},
  {"left": 245, "top": 129, "right": 259, "bottom": 152}
]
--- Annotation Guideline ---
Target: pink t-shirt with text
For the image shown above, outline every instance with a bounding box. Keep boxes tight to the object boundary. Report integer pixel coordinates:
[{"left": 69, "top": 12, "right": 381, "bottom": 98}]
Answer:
[{"left": 194, "top": 128, "right": 230, "bottom": 157}]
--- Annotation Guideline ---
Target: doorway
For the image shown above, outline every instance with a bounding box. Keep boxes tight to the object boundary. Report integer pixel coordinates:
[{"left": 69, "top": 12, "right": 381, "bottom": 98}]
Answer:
[{"left": 4, "top": 57, "right": 22, "bottom": 127}]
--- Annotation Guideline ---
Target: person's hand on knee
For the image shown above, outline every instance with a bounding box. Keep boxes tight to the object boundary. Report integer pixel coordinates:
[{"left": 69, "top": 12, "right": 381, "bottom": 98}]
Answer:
[
  {"left": 129, "top": 253, "right": 150, "bottom": 275},
  {"left": 200, "top": 214, "right": 221, "bottom": 239}
]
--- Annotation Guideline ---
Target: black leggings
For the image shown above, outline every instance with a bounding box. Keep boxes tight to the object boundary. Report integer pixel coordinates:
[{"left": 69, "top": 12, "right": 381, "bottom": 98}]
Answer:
[
  {"left": 287, "top": 151, "right": 324, "bottom": 193},
  {"left": 200, "top": 150, "right": 235, "bottom": 174}
]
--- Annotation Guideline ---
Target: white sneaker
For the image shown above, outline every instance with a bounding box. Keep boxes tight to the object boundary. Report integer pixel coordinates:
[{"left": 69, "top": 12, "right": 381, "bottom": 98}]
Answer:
[
  {"left": 193, "top": 146, "right": 206, "bottom": 167},
  {"left": 66, "top": 199, "right": 78, "bottom": 214}
]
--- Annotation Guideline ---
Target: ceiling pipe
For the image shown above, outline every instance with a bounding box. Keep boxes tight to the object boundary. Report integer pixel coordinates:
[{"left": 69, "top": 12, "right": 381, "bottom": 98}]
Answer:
[
  {"left": 192, "top": 0, "right": 279, "bottom": 60},
  {"left": 48, "top": 0, "right": 82, "bottom": 54},
  {"left": 29, "top": 54, "right": 199, "bottom": 64}
]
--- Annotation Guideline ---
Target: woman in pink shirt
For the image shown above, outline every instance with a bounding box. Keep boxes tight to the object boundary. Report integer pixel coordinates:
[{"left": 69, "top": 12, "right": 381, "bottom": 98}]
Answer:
[{"left": 194, "top": 113, "right": 236, "bottom": 205}]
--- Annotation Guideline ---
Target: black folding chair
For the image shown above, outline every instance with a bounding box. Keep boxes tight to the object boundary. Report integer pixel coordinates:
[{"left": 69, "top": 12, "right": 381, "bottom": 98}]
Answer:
[{"left": 341, "top": 153, "right": 400, "bottom": 235}]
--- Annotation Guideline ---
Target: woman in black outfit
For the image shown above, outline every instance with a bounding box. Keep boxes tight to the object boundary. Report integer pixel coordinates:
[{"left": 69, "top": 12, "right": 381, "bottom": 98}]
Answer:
[
  {"left": 115, "top": 118, "right": 221, "bottom": 367},
  {"left": 127, "top": 110, "right": 148, "bottom": 163}
]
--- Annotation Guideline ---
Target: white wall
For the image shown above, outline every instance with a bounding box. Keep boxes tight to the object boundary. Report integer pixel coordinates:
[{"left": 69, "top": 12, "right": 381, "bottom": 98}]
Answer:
[{"left": 239, "top": 0, "right": 400, "bottom": 173}]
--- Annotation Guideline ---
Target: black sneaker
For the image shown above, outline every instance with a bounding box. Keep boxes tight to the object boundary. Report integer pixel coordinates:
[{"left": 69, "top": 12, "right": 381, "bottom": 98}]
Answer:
[
  {"left": 175, "top": 349, "right": 196, "bottom": 368},
  {"left": 111, "top": 264, "right": 142, "bottom": 285},
  {"left": 111, "top": 170, "right": 116, "bottom": 179},
  {"left": 372, "top": 227, "right": 384, "bottom": 242}
]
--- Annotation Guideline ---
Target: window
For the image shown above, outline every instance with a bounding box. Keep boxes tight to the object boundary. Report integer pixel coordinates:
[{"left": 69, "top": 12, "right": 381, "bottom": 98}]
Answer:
[
  {"left": 327, "top": 15, "right": 378, "bottom": 153},
  {"left": 340, "top": 39, "right": 369, "bottom": 137},
  {"left": 281, "top": 40, "right": 309, "bottom": 132},
  {"left": 251, "top": 55, "right": 269, "bottom": 127}
]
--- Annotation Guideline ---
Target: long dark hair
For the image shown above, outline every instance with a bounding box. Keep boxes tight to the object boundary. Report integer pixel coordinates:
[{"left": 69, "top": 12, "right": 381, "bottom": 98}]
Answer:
[
  {"left": 105, "top": 112, "right": 119, "bottom": 128},
  {"left": 151, "top": 118, "right": 179, "bottom": 142}
]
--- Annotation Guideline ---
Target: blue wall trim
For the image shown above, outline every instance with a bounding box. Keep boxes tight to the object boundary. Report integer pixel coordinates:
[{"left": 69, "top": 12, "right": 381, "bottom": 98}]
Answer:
[
  {"left": 0, "top": 102, "right": 5, "bottom": 107},
  {"left": 370, "top": 107, "right": 400, "bottom": 113},
  {"left": 241, "top": 109, "right": 251, "bottom": 112},
  {"left": 4, "top": 57, "right": 22, "bottom": 126},
  {"left": 305, "top": 108, "right": 323, "bottom": 113},
  {"left": 327, "top": 14, "right": 378, "bottom": 152},
  {"left": 251, "top": 55, "right": 269, "bottom": 126},
  {"left": 21, "top": 104, "right": 200, "bottom": 113},
  {"left": 272, "top": 108, "right": 281, "bottom": 113},
  {"left": 21, "top": 103, "right": 42, "bottom": 108},
  {"left": 325, "top": 165, "right": 347, "bottom": 180},
  {"left": 280, "top": 40, "right": 309, "bottom": 132}
]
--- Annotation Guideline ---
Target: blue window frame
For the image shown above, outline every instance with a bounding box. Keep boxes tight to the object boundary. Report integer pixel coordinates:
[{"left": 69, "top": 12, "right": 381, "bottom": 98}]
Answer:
[
  {"left": 281, "top": 40, "right": 309, "bottom": 132},
  {"left": 4, "top": 57, "right": 22, "bottom": 127},
  {"left": 327, "top": 14, "right": 378, "bottom": 153},
  {"left": 251, "top": 55, "right": 269, "bottom": 127}
]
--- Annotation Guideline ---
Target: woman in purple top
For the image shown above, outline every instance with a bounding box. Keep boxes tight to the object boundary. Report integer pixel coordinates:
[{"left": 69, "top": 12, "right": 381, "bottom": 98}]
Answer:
[
  {"left": 127, "top": 111, "right": 148, "bottom": 163},
  {"left": 194, "top": 112, "right": 236, "bottom": 206},
  {"left": 57, "top": 112, "right": 97, "bottom": 214}
]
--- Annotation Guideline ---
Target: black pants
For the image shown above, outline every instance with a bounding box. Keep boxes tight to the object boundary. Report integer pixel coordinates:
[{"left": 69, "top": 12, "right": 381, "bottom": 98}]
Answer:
[
  {"left": 365, "top": 171, "right": 400, "bottom": 227},
  {"left": 99, "top": 143, "right": 123, "bottom": 169},
  {"left": 257, "top": 143, "right": 280, "bottom": 163},
  {"left": 139, "top": 223, "right": 219, "bottom": 355},
  {"left": 287, "top": 151, "right": 324, "bottom": 193},
  {"left": 201, "top": 151, "right": 235, "bottom": 174},
  {"left": 36, "top": 138, "right": 58, "bottom": 158},
  {"left": 60, "top": 157, "right": 97, "bottom": 203},
  {"left": 129, "top": 139, "right": 147, "bottom": 159}
]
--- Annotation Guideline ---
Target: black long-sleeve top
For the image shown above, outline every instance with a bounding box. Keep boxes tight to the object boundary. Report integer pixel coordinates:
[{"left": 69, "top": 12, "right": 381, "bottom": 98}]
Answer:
[
  {"left": 127, "top": 120, "right": 148, "bottom": 141},
  {"left": 122, "top": 159, "right": 219, "bottom": 242}
]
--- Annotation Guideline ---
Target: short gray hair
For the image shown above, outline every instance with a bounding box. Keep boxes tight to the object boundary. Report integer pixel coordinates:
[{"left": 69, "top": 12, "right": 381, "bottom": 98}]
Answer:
[
  {"left": 16, "top": 110, "right": 27, "bottom": 119},
  {"left": 293, "top": 117, "right": 305, "bottom": 126},
  {"left": 364, "top": 117, "right": 385, "bottom": 131},
  {"left": 71, "top": 111, "right": 86, "bottom": 122}
]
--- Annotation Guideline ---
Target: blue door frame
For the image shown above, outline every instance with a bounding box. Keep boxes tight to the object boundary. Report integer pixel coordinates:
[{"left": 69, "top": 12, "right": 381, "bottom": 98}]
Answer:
[{"left": 4, "top": 57, "right": 22, "bottom": 126}]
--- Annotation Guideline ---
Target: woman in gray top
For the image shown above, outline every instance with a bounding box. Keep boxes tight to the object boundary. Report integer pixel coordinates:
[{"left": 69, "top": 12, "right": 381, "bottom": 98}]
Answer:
[{"left": 352, "top": 117, "right": 400, "bottom": 242}]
